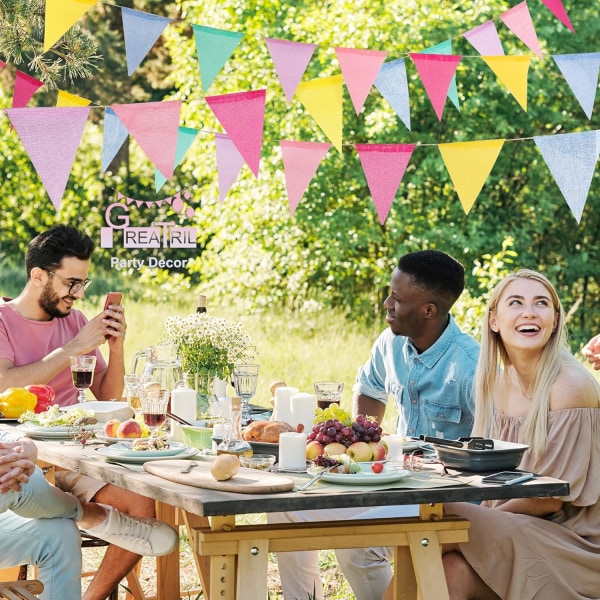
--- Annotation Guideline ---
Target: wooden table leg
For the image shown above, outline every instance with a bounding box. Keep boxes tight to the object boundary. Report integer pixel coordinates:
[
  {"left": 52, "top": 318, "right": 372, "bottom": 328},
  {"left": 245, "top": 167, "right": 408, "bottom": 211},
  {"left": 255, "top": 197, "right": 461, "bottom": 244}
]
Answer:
[
  {"left": 208, "top": 516, "right": 237, "bottom": 600},
  {"left": 180, "top": 511, "right": 211, "bottom": 594},
  {"left": 155, "top": 502, "right": 180, "bottom": 600}
]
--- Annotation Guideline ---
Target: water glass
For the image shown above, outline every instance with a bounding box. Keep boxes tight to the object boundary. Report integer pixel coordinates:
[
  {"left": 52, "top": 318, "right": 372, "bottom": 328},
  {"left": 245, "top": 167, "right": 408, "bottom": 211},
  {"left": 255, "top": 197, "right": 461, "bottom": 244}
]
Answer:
[{"left": 123, "top": 374, "right": 149, "bottom": 413}]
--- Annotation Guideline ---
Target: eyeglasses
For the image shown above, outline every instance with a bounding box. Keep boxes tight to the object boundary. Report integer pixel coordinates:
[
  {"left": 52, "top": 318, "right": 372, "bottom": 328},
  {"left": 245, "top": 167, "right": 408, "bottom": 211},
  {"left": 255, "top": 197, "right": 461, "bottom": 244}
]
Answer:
[
  {"left": 403, "top": 448, "right": 458, "bottom": 478},
  {"left": 45, "top": 270, "right": 92, "bottom": 295}
]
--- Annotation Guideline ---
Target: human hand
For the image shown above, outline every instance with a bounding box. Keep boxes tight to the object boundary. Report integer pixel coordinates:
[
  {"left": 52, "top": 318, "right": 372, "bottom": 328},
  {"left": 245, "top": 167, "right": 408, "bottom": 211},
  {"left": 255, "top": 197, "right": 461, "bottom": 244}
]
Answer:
[
  {"left": 0, "top": 441, "right": 37, "bottom": 493},
  {"left": 582, "top": 334, "right": 600, "bottom": 370},
  {"left": 104, "top": 303, "right": 127, "bottom": 345}
]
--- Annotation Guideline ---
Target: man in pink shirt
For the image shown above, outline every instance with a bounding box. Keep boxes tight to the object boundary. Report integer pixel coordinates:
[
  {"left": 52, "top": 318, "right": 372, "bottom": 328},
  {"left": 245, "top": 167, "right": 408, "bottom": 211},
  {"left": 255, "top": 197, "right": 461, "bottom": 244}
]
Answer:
[{"left": 0, "top": 225, "right": 176, "bottom": 600}]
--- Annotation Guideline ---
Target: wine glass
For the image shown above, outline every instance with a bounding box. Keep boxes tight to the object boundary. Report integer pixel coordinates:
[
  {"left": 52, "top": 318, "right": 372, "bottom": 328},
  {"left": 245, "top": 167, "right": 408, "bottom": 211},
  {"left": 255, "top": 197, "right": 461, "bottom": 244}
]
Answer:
[
  {"left": 232, "top": 364, "right": 260, "bottom": 423},
  {"left": 70, "top": 355, "right": 97, "bottom": 403},
  {"left": 140, "top": 388, "right": 170, "bottom": 439}
]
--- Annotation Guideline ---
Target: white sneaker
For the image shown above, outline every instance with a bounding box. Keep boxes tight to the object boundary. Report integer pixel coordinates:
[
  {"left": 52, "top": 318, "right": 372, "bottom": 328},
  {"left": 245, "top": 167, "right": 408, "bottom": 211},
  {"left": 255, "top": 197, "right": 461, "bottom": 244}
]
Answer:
[{"left": 86, "top": 505, "right": 178, "bottom": 556}]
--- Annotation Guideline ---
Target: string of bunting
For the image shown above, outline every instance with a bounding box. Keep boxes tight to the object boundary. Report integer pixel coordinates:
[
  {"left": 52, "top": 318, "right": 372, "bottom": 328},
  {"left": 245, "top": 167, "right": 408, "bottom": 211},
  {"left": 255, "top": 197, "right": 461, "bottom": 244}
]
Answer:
[{"left": 0, "top": 0, "right": 598, "bottom": 224}]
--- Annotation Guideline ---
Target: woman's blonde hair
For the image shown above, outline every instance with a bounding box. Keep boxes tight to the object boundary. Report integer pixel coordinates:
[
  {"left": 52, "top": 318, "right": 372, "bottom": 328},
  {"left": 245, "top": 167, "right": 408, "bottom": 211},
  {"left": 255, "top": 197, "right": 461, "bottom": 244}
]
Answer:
[{"left": 472, "top": 269, "right": 571, "bottom": 459}]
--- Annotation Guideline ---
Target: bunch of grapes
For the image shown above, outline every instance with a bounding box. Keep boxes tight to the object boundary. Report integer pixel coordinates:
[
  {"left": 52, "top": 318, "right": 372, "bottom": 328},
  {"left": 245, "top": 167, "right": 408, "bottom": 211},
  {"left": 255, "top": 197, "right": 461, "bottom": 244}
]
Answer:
[
  {"left": 313, "top": 402, "right": 351, "bottom": 426},
  {"left": 306, "top": 413, "right": 383, "bottom": 447}
]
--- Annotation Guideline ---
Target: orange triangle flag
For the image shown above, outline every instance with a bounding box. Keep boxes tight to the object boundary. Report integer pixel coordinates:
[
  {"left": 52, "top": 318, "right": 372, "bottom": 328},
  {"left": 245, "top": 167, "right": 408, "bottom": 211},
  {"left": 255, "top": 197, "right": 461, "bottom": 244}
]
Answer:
[{"left": 482, "top": 56, "right": 531, "bottom": 111}]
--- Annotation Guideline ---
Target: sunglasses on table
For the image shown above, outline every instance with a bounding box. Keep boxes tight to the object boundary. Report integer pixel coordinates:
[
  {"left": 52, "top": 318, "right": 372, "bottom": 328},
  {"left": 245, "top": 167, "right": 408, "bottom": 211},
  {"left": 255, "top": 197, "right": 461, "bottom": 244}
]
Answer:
[{"left": 403, "top": 449, "right": 456, "bottom": 478}]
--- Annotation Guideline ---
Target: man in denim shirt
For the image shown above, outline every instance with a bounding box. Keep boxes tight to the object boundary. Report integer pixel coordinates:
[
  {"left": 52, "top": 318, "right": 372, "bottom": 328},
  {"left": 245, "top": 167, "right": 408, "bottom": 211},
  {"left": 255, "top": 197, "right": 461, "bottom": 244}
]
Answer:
[{"left": 271, "top": 250, "right": 479, "bottom": 600}]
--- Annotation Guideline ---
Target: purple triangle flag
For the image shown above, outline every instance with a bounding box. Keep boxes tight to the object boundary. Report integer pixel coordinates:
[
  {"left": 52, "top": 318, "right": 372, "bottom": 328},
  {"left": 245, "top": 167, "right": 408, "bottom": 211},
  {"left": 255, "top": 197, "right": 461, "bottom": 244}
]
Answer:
[
  {"left": 552, "top": 53, "right": 600, "bottom": 119},
  {"left": 6, "top": 106, "right": 90, "bottom": 210},
  {"left": 464, "top": 20, "right": 505, "bottom": 56},
  {"left": 374, "top": 58, "right": 411, "bottom": 130},
  {"left": 215, "top": 133, "right": 246, "bottom": 201},
  {"left": 121, "top": 7, "right": 172, "bottom": 76},
  {"left": 101, "top": 108, "right": 129, "bottom": 173},
  {"left": 266, "top": 38, "right": 317, "bottom": 103}
]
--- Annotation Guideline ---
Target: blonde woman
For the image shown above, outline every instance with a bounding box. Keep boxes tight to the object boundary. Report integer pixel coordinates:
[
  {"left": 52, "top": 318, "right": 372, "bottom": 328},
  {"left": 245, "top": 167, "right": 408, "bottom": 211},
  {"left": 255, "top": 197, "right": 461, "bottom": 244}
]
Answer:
[{"left": 442, "top": 269, "right": 600, "bottom": 600}]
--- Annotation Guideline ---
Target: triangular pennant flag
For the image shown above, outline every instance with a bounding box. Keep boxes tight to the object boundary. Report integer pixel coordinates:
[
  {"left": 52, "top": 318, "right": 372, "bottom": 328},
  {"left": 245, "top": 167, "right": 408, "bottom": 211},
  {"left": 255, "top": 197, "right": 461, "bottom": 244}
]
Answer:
[
  {"left": 12, "top": 71, "right": 44, "bottom": 108},
  {"left": 215, "top": 133, "right": 246, "bottom": 201},
  {"left": 482, "top": 56, "right": 531, "bottom": 111},
  {"left": 121, "top": 7, "right": 173, "bottom": 76},
  {"left": 44, "top": 0, "right": 98, "bottom": 51},
  {"left": 540, "top": 0, "right": 574, "bottom": 33},
  {"left": 374, "top": 58, "right": 411, "bottom": 130},
  {"left": 56, "top": 90, "right": 91, "bottom": 107},
  {"left": 295, "top": 75, "right": 344, "bottom": 153},
  {"left": 463, "top": 20, "right": 505, "bottom": 56},
  {"left": 409, "top": 54, "right": 462, "bottom": 121},
  {"left": 420, "top": 41, "right": 459, "bottom": 110},
  {"left": 101, "top": 108, "right": 129, "bottom": 173},
  {"left": 192, "top": 25, "right": 244, "bottom": 93},
  {"left": 265, "top": 38, "right": 317, "bottom": 103},
  {"left": 552, "top": 53, "right": 600, "bottom": 119},
  {"left": 438, "top": 139, "right": 505, "bottom": 214},
  {"left": 355, "top": 144, "right": 415, "bottom": 224},
  {"left": 533, "top": 131, "right": 600, "bottom": 223},
  {"left": 111, "top": 100, "right": 181, "bottom": 179},
  {"left": 6, "top": 106, "right": 90, "bottom": 210},
  {"left": 280, "top": 141, "right": 331, "bottom": 214},
  {"left": 205, "top": 89, "right": 266, "bottom": 177},
  {"left": 335, "top": 47, "right": 387, "bottom": 114},
  {"left": 154, "top": 126, "right": 199, "bottom": 191},
  {"left": 0, "top": 60, "right": 6, "bottom": 69},
  {"left": 500, "top": 1, "right": 543, "bottom": 58}
]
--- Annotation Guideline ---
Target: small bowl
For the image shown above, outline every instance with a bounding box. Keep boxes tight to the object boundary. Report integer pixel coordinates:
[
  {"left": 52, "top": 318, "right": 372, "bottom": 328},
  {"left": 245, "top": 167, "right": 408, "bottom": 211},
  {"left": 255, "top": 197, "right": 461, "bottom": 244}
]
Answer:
[
  {"left": 239, "top": 454, "right": 276, "bottom": 471},
  {"left": 181, "top": 425, "right": 214, "bottom": 450}
]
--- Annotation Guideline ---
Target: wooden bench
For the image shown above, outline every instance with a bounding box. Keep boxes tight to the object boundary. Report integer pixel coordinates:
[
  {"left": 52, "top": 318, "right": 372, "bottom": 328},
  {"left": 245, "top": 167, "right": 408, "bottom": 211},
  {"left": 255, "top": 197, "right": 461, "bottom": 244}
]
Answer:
[{"left": 0, "top": 580, "right": 43, "bottom": 600}]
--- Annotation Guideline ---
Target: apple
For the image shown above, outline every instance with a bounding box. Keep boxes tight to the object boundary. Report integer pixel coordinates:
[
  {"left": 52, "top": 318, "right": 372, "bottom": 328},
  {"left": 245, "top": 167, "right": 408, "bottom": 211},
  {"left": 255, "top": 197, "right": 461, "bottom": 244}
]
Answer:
[
  {"left": 368, "top": 441, "right": 387, "bottom": 461},
  {"left": 116, "top": 418, "right": 142, "bottom": 438},
  {"left": 346, "top": 441, "right": 373, "bottom": 462},
  {"left": 323, "top": 442, "right": 348, "bottom": 457},
  {"left": 103, "top": 419, "right": 121, "bottom": 438},
  {"left": 306, "top": 441, "right": 324, "bottom": 460}
]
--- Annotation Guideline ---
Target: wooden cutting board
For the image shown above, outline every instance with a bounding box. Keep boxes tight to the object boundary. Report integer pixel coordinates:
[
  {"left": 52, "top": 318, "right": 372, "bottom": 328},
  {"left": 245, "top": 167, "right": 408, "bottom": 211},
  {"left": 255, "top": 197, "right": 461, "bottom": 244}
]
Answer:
[{"left": 144, "top": 459, "right": 294, "bottom": 494}]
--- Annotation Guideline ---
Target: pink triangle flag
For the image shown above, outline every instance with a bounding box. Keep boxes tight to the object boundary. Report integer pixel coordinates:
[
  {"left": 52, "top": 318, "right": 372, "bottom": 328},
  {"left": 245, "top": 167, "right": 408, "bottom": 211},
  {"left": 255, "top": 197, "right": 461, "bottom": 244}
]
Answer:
[
  {"left": 12, "top": 71, "right": 44, "bottom": 108},
  {"left": 463, "top": 20, "right": 505, "bottom": 56},
  {"left": 266, "top": 38, "right": 317, "bottom": 103},
  {"left": 0, "top": 60, "right": 5, "bottom": 69},
  {"left": 355, "top": 144, "right": 415, "bottom": 224},
  {"left": 335, "top": 47, "right": 387, "bottom": 114},
  {"left": 409, "top": 54, "right": 462, "bottom": 121},
  {"left": 6, "top": 106, "right": 90, "bottom": 210},
  {"left": 540, "top": 0, "right": 574, "bottom": 33},
  {"left": 206, "top": 89, "right": 266, "bottom": 177},
  {"left": 500, "top": 1, "right": 543, "bottom": 58},
  {"left": 280, "top": 141, "right": 331, "bottom": 214},
  {"left": 215, "top": 133, "right": 245, "bottom": 202},
  {"left": 110, "top": 100, "right": 181, "bottom": 180}
]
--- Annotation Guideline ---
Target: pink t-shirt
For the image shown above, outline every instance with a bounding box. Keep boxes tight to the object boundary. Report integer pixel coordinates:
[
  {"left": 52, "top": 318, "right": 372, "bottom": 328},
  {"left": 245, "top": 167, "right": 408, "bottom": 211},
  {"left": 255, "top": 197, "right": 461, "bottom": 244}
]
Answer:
[{"left": 0, "top": 299, "right": 106, "bottom": 406}]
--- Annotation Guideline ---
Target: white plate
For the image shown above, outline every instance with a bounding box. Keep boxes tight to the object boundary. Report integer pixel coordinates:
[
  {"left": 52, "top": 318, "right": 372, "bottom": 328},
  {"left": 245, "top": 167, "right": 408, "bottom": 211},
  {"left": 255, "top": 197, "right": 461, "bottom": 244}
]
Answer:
[
  {"left": 307, "top": 464, "right": 412, "bottom": 485},
  {"left": 96, "top": 441, "right": 190, "bottom": 458},
  {"left": 95, "top": 432, "right": 166, "bottom": 444},
  {"left": 16, "top": 422, "right": 104, "bottom": 439},
  {"left": 97, "top": 446, "right": 198, "bottom": 464}
]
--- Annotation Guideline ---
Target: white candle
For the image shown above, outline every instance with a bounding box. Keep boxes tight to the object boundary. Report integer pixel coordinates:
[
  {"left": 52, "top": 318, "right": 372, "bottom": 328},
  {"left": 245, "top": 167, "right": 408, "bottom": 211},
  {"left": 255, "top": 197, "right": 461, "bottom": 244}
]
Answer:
[
  {"left": 273, "top": 386, "right": 298, "bottom": 424},
  {"left": 279, "top": 432, "right": 307, "bottom": 470},
  {"left": 290, "top": 392, "right": 317, "bottom": 435},
  {"left": 384, "top": 434, "right": 404, "bottom": 462}
]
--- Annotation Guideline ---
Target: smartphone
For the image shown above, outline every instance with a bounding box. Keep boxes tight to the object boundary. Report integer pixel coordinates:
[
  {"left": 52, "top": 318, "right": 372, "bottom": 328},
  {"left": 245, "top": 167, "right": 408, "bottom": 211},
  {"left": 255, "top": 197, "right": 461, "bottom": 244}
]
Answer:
[
  {"left": 103, "top": 292, "right": 122, "bottom": 338},
  {"left": 481, "top": 471, "right": 534, "bottom": 485}
]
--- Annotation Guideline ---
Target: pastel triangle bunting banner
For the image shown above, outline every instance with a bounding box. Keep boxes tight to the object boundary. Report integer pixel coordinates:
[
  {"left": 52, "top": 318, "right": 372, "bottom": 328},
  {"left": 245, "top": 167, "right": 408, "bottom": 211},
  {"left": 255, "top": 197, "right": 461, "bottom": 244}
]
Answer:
[
  {"left": 482, "top": 55, "right": 531, "bottom": 111},
  {"left": 215, "top": 133, "right": 246, "bottom": 201},
  {"left": 56, "top": 91, "right": 91, "bottom": 107},
  {"left": 409, "top": 53, "right": 462, "bottom": 121},
  {"left": 463, "top": 20, "right": 505, "bottom": 56},
  {"left": 44, "top": 0, "right": 98, "bottom": 51},
  {"left": 121, "top": 7, "right": 173, "bottom": 76},
  {"left": 265, "top": 38, "right": 317, "bottom": 103},
  {"left": 12, "top": 71, "right": 44, "bottom": 108},
  {"left": 101, "top": 107, "right": 129, "bottom": 173},
  {"left": 533, "top": 130, "right": 600, "bottom": 223},
  {"left": 374, "top": 58, "right": 411, "bottom": 130},
  {"left": 335, "top": 47, "right": 387, "bottom": 114},
  {"left": 110, "top": 100, "right": 182, "bottom": 180},
  {"left": 438, "top": 139, "right": 505, "bottom": 214},
  {"left": 6, "top": 106, "right": 90, "bottom": 210},
  {"left": 205, "top": 89, "right": 266, "bottom": 177},
  {"left": 420, "top": 40, "right": 459, "bottom": 110},
  {"left": 540, "top": 0, "right": 574, "bottom": 33},
  {"left": 155, "top": 126, "right": 199, "bottom": 191},
  {"left": 355, "top": 143, "right": 416, "bottom": 224},
  {"left": 295, "top": 75, "right": 344, "bottom": 152},
  {"left": 500, "top": 1, "right": 543, "bottom": 58},
  {"left": 280, "top": 141, "right": 331, "bottom": 214},
  {"left": 552, "top": 53, "right": 600, "bottom": 119},
  {"left": 192, "top": 25, "right": 244, "bottom": 93}
]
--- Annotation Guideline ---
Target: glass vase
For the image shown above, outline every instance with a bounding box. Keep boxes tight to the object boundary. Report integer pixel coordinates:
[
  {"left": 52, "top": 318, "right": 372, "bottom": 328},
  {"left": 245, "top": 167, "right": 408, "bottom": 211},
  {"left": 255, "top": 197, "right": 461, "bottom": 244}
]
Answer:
[{"left": 188, "top": 372, "right": 215, "bottom": 420}]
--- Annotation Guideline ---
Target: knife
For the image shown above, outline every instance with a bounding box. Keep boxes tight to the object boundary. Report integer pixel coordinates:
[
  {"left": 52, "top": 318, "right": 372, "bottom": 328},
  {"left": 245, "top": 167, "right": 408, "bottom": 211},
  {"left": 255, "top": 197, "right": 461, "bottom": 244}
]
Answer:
[{"left": 297, "top": 465, "right": 338, "bottom": 491}]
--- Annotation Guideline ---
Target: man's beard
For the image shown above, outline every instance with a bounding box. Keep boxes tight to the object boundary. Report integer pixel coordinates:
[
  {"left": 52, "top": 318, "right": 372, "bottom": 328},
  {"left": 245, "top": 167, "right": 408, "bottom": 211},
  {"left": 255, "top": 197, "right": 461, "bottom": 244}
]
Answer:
[{"left": 39, "top": 283, "right": 72, "bottom": 319}]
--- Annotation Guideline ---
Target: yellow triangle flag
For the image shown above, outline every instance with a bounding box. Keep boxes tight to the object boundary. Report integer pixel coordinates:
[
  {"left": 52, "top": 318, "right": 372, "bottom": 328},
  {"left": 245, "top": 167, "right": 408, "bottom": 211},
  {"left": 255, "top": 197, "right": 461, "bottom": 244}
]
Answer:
[
  {"left": 44, "top": 0, "right": 98, "bottom": 51},
  {"left": 438, "top": 139, "right": 505, "bottom": 214},
  {"left": 295, "top": 75, "right": 343, "bottom": 153},
  {"left": 482, "top": 56, "right": 531, "bottom": 111},
  {"left": 56, "top": 90, "right": 92, "bottom": 107}
]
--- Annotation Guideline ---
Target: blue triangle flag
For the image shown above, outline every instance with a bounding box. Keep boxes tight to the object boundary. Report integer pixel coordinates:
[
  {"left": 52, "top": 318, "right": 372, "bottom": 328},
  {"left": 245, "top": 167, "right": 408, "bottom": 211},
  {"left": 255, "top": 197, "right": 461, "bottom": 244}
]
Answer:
[
  {"left": 374, "top": 58, "right": 411, "bottom": 130},
  {"left": 552, "top": 53, "right": 600, "bottom": 119},
  {"left": 101, "top": 108, "right": 129, "bottom": 173}
]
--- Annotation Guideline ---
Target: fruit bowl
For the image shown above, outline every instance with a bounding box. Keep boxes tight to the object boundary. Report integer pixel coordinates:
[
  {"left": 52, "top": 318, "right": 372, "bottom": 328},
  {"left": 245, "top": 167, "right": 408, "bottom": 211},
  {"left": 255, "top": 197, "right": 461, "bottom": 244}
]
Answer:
[{"left": 239, "top": 454, "right": 276, "bottom": 471}]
